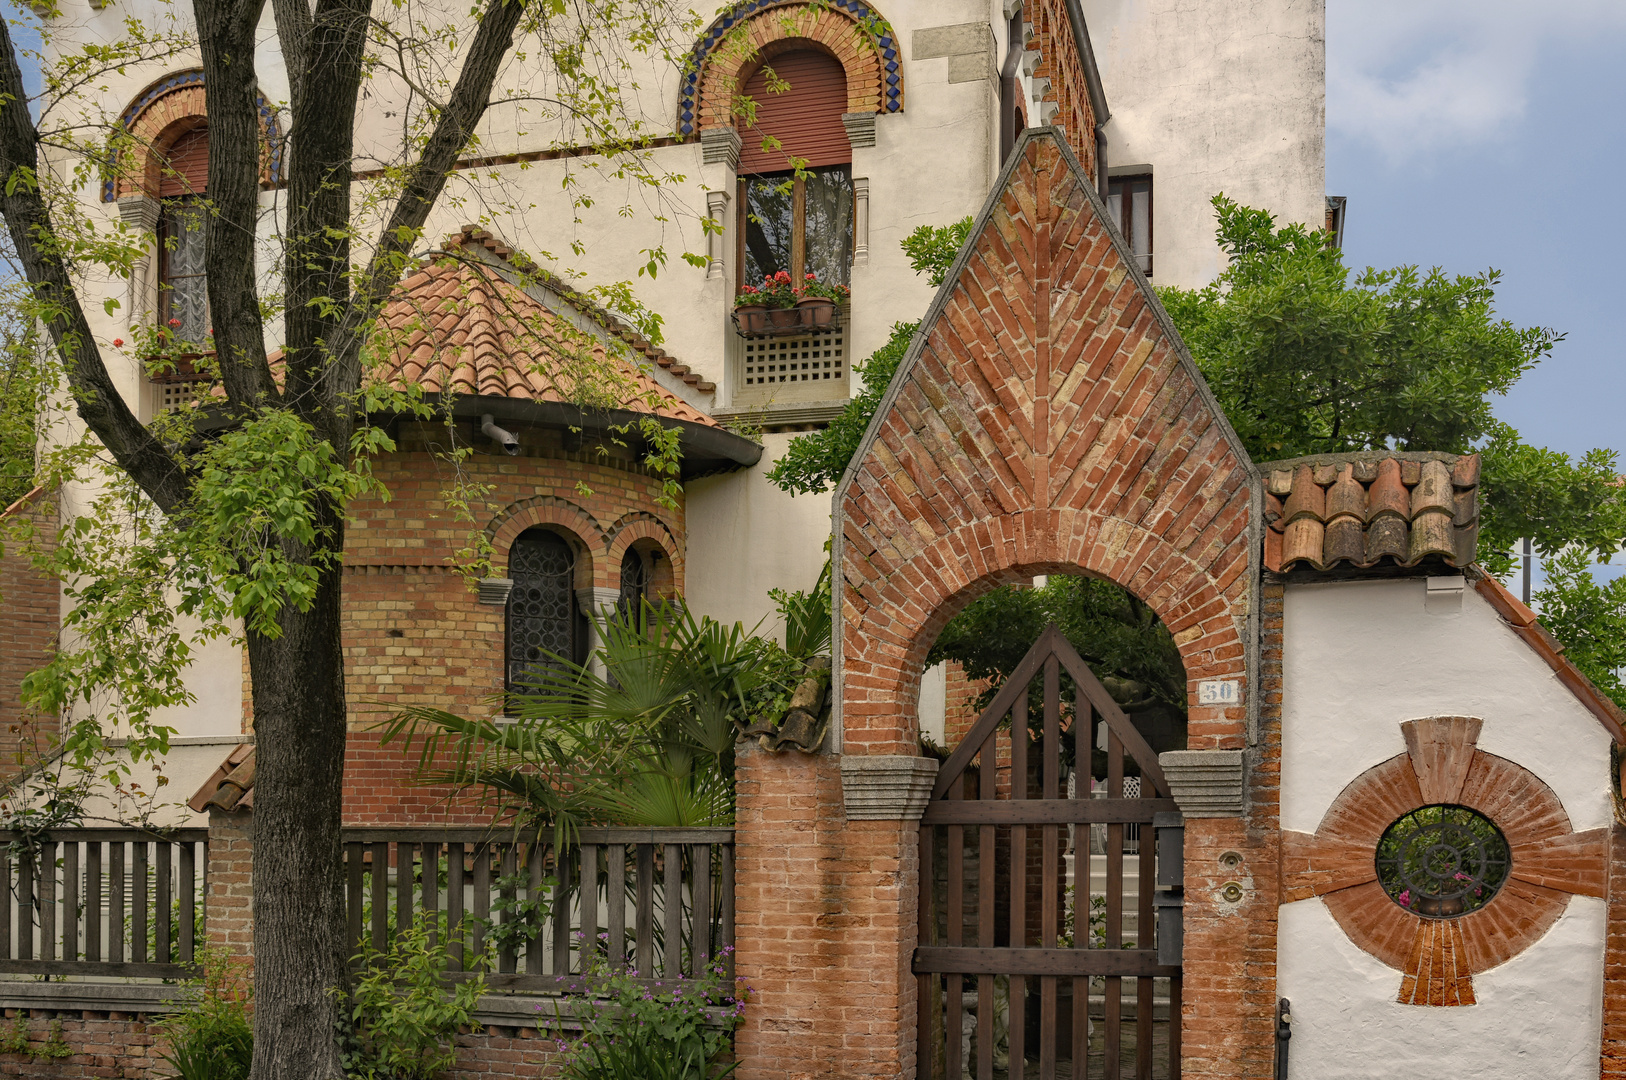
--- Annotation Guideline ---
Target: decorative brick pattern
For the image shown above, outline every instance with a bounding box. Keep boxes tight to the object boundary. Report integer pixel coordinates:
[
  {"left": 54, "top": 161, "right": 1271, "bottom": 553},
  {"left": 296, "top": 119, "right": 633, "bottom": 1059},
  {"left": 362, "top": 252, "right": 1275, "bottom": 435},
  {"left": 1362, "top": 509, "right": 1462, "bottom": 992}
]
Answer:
[
  {"left": 0, "top": 1012, "right": 162, "bottom": 1078},
  {"left": 1397, "top": 917, "right": 1475, "bottom": 1006},
  {"left": 105, "top": 71, "right": 283, "bottom": 202},
  {"left": 684, "top": 0, "right": 901, "bottom": 135},
  {"left": 1282, "top": 717, "right": 1609, "bottom": 1003},
  {"left": 0, "top": 487, "right": 58, "bottom": 780},
  {"left": 836, "top": 131, "right": 1255, "bottom": 759},
  {"left": 811, "top": 129, "right": 1257, "bottom": 1077},
  {"left": 1024, "top": 0, "right": 1099, "bottom": 173}
]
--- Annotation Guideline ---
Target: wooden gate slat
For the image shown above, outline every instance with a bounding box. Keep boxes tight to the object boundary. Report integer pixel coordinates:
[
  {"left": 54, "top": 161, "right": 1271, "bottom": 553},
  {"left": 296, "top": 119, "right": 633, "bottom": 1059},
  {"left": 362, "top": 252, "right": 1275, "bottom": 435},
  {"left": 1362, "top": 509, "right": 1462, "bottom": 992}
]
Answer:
[
  {"left": 1008, "top": 694, "right": 1027, "bottom": 1080},
  {"left": 913, "top": 624, "right": 1183, "bottom": 1080},
  {"left": 917, "top": 820, "right": 936, "bottom": 1080},
  {"left": 1105, "top": 729, "right": 1124, "bottom": 1080},
  {"left": 947, "top": 774, "right": 965, "bottom": 1080},
  {"left": 108, "top": 843, "right": 123, "bottom": 963},
  {"left": 130, "top": 842, "right": 145, "bottom": 964},
  {"left": 447, "top": 841, "right": 466, "bottom": 970},
  {"left": 977, "top": 728, "right": 997, "bottom": 1080},
  {"left": 606, "top": 844, "right": 626, "bottom": 970},
  {"left": 420, "top": 842, "right": 440, "bottom": 949}
]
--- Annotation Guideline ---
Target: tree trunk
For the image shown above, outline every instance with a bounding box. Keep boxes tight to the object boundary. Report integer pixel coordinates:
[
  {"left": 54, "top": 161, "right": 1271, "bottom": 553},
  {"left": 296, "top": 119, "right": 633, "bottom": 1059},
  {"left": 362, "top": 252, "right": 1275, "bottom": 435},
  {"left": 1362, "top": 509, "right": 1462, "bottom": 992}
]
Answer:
[{"left": 246, "top": 547, "right": 349, "bottom": 1080}]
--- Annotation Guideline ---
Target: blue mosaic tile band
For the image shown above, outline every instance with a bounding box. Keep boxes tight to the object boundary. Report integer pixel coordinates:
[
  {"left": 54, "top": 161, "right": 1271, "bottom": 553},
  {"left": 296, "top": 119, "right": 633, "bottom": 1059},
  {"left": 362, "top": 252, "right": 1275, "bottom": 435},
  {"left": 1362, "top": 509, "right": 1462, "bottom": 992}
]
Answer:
[
  {"left": 102, "top": 69, "right": 286, "bottom": 202},
  {"left": 677, "top": 0, "right": 901, "bottom": 136}
]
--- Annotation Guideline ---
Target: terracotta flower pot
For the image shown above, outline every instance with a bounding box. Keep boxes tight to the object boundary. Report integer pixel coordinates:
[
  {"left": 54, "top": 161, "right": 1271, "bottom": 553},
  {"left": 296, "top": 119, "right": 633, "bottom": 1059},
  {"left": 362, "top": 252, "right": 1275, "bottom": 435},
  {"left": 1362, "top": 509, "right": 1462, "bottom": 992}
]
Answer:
[
  {"left": 796, "top": 296, "right": 836, "bottom": 327},
  {"left": 769, "top": 305, "right": 801, "bottom": 329},
  {"left": 734, "top": 304, "right": 768, "bottom": 334}
]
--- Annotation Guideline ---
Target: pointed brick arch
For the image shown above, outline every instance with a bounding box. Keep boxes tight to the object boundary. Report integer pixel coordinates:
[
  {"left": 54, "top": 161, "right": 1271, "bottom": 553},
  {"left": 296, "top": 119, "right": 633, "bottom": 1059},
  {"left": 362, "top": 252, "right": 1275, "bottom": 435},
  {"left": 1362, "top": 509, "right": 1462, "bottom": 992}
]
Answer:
[{"left": 833, "top": 128, "right": 1260, "bottom": 757}]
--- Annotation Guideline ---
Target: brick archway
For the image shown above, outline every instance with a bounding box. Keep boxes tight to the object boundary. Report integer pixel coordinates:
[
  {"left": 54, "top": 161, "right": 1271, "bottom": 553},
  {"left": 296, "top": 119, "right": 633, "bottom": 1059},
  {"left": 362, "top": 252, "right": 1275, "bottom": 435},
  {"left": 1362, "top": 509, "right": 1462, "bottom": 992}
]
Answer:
[
  {"left": 104, "top": 69, "right": 284, "bottom": 202},
  {"left": 679, "top": 0, "right": 902, "bottom": 136},
  {"left": 834, "top": 129, "right": 1257, "bottom": 758},
  {"left": 604, "top": 513, "right": 683, "bottom": 594}
]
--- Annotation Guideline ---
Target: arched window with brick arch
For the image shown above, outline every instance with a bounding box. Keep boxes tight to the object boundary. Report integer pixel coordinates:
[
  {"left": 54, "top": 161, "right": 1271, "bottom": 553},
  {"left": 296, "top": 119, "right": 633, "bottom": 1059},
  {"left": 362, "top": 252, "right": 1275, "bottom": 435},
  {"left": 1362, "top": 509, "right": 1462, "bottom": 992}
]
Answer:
[
  {"left": 617, "top": 545, "right": 649, "bottom": 625},
  {"left": 505, "top": 528, "right": 586, "bottom": 695},
  {"left": 737, "top": 47, "right": 854, "bottom": 289},
  {"left": 155, "top": 121, "right": 210, "bottom": 348}
]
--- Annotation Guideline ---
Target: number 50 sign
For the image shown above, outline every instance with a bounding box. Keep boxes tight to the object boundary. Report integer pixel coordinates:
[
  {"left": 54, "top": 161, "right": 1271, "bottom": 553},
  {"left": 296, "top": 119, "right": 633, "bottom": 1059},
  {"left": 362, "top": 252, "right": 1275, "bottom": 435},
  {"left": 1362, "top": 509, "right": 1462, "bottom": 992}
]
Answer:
[{"left": 1197, "top": 679, "right": 1241, "bottom": 706}]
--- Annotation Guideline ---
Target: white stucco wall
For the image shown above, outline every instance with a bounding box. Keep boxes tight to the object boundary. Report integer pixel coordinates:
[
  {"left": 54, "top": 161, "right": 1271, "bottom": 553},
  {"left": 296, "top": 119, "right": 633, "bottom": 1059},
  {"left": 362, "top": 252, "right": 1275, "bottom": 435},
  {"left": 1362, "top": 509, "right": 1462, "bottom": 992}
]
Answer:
[
  {"left": 1279, "top": 895, "right": 1607, "bottom": 1080},
  {"left": 1079, "top": 0, "right": 1327, "bottom": 289},
  {"left": 1278, "top": 576, "right": 1612, "bottom": 1075},
  {"left": 1281, "top": 577, "right": 1613, "bottom": 835},
  {"left": 682, "top": 433, "right": 833, "bottom": 640}
]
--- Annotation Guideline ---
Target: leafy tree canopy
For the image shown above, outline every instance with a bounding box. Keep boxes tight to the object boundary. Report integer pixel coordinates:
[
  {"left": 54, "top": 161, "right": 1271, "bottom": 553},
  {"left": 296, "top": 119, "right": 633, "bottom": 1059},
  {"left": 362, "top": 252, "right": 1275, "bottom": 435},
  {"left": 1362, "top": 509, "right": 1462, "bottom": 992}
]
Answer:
[{"left": 1161, "top": 195, "right": 1626, "bottom": 576}]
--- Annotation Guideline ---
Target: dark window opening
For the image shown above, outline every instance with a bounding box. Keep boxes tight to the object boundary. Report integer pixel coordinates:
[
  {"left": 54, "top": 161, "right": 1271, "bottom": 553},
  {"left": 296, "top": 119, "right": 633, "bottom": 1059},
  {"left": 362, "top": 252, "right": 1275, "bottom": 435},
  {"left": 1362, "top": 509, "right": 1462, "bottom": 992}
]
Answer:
[
  {"left": 740, "top": 165, "right": 853, "bottom": 288},
  {"left": 505, "top": 529, "right": 583, "bottom": 695},
  {"left": 1106, "top": 174, "right": 1153, "bottom": 277},
  {"left": 617, "top": 547, "right": 649, "bottom": 626}
]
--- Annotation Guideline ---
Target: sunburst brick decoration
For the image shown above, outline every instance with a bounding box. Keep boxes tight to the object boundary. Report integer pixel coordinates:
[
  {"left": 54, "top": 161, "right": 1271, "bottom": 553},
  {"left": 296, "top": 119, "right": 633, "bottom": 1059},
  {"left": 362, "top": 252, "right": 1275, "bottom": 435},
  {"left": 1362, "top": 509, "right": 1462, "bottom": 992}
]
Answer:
[{"left": 1282, "top": 716, "right": 1609, "bottom": 1006}]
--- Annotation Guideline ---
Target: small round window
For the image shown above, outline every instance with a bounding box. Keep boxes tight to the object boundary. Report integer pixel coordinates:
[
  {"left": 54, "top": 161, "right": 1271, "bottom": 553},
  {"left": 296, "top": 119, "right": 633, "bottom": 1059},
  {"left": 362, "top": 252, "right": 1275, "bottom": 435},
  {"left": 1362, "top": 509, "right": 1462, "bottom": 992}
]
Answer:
[{"left": 1374, "top": 805, "right": 1510, "bottom": 918}]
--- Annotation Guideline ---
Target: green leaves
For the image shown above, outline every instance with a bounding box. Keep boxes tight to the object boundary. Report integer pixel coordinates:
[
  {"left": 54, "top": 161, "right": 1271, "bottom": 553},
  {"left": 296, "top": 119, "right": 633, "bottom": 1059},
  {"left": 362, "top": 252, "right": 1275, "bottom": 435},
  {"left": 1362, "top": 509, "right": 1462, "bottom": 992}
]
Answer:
[
  {"left": 189, "top": 409, "right": 383, "bottom": 637},
  {"left": 1163, "top": 194, "right": 1626, "bottom": 573},
  {"left": 1532, "top": 550, "right": 1626, "bottom": 709}
]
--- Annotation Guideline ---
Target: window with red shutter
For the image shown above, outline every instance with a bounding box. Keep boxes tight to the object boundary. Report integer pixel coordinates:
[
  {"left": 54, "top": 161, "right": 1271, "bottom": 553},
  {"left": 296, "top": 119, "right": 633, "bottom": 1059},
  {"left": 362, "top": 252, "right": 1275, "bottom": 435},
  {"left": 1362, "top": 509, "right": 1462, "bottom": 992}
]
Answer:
[{"left": 734, "top": 49, "right": 856, "bottom": 293}]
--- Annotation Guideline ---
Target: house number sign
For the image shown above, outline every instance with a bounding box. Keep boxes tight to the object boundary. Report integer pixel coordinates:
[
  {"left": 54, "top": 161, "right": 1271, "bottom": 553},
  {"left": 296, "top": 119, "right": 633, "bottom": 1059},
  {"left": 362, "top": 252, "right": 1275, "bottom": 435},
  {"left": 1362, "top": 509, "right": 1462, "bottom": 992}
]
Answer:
[{"left": 1197, "top": 679, "right": 1240, "bottom": 705}]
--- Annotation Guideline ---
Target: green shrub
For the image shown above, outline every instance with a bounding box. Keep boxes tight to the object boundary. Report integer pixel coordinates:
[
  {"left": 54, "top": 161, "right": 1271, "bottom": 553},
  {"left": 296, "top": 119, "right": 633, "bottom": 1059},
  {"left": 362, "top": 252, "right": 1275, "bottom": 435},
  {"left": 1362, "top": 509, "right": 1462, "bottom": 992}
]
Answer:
[
  {"left": 155, "top": 951, "right": 254, "bottom": 1080},
  {"left": 553, "top": 945, "right": 746, "bottom": 1080},
  {"left": 339, "top": 912, "right": 488, "bottom": 1080}
]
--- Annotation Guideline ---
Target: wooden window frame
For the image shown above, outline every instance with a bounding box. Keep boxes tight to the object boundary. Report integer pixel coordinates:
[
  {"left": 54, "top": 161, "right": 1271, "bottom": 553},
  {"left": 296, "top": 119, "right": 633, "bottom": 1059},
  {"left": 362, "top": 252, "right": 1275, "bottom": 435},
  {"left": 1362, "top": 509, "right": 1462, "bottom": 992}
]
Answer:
[
  {"left": 735, "top": 169, "right": 854, "bottom": 285},
  {"left": 1106, "top": 173, "right": 1154, "bottom": 278}
]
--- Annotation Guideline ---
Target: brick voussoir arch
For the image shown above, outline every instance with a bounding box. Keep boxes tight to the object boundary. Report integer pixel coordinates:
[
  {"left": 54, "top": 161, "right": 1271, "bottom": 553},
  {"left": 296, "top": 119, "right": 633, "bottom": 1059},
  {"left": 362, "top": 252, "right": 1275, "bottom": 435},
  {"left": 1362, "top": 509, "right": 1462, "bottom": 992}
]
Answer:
[
  {"left": 105, "top": 69, "right": 284, "bottom": 202},
  {"left": 834, "top": 129, "right": 1259, "bottom": 758},
  {"left": 486, "top": 497, "right": 605, "bottom": 563},
  {"left": 679, "top": 0, "right": 902, "bottom": 135},
  {"left": 840, "top": 509, "right": 1246, "bottom": 754},
  {"left": 603, "top": 513, "right": 684, "bottom": 591}
]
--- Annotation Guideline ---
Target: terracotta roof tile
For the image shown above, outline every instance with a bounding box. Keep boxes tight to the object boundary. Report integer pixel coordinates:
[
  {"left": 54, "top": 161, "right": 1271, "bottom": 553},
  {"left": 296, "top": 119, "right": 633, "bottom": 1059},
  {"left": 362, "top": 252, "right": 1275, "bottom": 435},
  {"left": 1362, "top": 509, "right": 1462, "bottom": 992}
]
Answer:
[
  {"left": 187, "top": 743, "right": 256, "bottom": 813},
  {"left": 1261, "top": 451, "right": 1479, "bottom": 573},
  {"left": 369, "top": 250, "right": 718, "bottom": 428}
]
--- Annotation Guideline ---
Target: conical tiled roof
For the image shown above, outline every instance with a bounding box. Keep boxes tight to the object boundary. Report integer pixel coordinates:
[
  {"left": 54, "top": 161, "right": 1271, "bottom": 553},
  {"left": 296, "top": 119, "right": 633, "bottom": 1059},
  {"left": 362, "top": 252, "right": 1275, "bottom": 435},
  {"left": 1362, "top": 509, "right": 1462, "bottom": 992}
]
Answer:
[{"left": 370, "top": 254, "right": 716, "bottom": 427}]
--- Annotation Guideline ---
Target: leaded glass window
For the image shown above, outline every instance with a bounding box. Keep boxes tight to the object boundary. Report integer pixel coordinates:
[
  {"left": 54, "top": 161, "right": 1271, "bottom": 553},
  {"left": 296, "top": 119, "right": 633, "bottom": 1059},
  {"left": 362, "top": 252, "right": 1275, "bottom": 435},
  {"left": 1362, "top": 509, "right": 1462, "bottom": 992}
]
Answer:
[
  {"left": 505, "top": 529, "right": 578, "bottom": 694},
  {"left": 159, "top": 199, "right": 210, "bottom": 346},
  {"left": 617, "top": 547, "right": 648, "bottom": 624}
]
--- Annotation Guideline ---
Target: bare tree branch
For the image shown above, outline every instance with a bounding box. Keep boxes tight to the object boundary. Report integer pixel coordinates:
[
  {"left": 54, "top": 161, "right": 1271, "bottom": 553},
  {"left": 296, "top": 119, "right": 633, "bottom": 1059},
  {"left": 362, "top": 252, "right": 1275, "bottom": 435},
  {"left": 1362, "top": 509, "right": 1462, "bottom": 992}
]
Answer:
[
  {"left": 196, "top": 0, "right": 280, "bottom": 408},
  {"left": 330, "top": 0, "right": 525, "bottom": 404},
  {"left": 0, "top": 18, "right": 188, "bottom": 513}
]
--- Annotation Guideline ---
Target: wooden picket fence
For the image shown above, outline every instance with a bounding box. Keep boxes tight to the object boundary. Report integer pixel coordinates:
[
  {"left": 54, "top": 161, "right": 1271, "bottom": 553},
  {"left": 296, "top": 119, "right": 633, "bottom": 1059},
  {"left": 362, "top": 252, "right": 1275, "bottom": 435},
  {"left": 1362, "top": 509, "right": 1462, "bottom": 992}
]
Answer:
[{"left": 0, "top": 826, "right": 734, "bottom": 990}]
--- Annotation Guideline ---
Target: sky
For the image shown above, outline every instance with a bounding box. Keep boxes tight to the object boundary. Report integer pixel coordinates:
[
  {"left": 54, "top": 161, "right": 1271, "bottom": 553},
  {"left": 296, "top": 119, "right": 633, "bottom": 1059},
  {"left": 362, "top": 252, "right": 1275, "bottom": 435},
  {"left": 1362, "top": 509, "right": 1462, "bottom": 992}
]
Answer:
[{"left": 1326, "top": 0, "right": 1626, "bottom": 585}]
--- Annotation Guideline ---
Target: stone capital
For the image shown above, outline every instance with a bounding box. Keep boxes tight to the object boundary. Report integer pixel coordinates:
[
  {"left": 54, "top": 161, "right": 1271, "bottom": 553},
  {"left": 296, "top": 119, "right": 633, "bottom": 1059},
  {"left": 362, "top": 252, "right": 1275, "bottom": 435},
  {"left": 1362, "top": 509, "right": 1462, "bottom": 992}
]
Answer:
[
  {"left": 1158, "top": 749, "right": 1245, "bottom": 818},
  {"left": 840, "top": 755, "right": 939, "bottom": 821}
]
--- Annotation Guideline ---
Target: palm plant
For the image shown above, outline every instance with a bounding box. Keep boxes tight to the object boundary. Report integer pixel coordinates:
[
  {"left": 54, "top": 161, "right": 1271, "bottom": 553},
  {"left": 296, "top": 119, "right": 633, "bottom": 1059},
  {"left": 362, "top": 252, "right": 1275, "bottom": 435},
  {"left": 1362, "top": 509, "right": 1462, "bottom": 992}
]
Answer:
[{"left": 377, "top": 601, "right": 791, "bottom": 833}]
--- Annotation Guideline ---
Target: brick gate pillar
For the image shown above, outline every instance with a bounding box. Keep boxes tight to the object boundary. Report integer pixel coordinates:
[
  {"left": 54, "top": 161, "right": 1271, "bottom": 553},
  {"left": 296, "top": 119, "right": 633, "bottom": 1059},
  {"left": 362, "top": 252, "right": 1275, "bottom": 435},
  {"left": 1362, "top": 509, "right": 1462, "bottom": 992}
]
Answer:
[{"left": 733, "top": 745, "right": 933, "bottom": 1080}]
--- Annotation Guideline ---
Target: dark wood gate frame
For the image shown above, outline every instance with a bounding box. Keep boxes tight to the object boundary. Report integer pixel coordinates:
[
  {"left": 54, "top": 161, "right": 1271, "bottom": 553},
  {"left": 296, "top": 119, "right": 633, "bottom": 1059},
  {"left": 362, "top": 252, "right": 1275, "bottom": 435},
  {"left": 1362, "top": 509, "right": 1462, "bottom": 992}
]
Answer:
[{"left": 915, "top": 623, "right": 1183, "bottom": 1079}]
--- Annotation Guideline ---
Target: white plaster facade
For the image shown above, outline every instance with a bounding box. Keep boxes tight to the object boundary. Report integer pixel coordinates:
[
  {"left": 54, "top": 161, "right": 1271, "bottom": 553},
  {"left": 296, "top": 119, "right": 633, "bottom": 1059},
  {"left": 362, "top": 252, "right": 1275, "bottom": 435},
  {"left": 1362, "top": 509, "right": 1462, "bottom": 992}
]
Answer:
[
  {"left": 1278, "top": 576, "right": 1612, "bottom": 1075},
  {"left": 1080, "top": 0, "right": 1327, "bottom": 289},
  {"left": 31, "top": 0, "right": 1328, "bottom": 739}
]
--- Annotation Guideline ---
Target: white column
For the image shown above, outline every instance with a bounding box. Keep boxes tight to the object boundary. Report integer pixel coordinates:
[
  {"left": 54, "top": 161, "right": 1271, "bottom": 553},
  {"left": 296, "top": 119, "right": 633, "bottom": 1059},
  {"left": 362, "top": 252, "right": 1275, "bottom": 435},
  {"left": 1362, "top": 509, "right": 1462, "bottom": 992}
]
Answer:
[
  {"left": 706, "top": 189, "right": 730, "bottom": 280},
  {"left": 853, "top": 177, "right": 870, "bottom": 266}
]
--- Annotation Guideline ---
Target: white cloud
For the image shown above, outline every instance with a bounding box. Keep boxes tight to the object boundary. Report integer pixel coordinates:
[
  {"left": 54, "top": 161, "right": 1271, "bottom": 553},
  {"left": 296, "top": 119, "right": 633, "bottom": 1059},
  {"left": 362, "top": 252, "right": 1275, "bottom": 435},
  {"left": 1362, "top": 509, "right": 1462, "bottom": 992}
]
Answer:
[{"left": 1328, "top": 0, "right": 1626, "bottom": 160}]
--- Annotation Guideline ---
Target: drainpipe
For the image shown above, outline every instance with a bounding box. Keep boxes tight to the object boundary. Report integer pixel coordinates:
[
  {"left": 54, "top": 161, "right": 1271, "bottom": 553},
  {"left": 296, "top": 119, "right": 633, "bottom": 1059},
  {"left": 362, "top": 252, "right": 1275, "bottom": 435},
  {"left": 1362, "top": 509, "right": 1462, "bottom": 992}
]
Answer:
[
  {"left": 1275, "top": 998, "right": 1292, "bottom": 1080},
  {"left": 480, "top": 414, "right": 521, "bottom": 456},
  {"left": 1522, "top": 537, "right": 1533, "bottom": 605}
]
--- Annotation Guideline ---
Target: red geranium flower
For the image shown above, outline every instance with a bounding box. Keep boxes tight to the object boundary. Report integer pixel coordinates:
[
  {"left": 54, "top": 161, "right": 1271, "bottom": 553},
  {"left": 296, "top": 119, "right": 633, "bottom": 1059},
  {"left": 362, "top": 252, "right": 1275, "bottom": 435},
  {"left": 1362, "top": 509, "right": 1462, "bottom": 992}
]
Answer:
[
  {"left": 112, "top": 338, "right": 124, "bottom": 347},
  {"left": 167, "top": 318, "right": 181, "bottom": 328}
]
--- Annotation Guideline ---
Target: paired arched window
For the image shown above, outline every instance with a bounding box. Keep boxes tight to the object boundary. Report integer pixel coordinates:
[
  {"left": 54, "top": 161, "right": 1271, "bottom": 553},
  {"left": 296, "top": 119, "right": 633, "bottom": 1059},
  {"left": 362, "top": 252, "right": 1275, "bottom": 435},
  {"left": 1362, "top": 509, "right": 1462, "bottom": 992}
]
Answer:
[
  {"left": 617, "top": 546, "right": 649, "bottom": 625},
  {"left": 156, "top": 123, "right": 210, "bottom": 347},
  {"left": 505, "top": 529, "right": 584, "bottom": 694},
  {"left": 737, "top": 48, "right": 854, "bottom": 289}
]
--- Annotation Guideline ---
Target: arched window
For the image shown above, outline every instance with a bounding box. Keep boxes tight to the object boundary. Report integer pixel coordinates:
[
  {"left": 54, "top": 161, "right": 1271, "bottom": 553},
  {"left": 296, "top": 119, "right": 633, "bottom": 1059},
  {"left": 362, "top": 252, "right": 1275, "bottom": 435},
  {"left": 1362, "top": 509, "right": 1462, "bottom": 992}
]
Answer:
[
  {"left": 737, "top": 49, "right": 854, "bottom": 288},
  {"left": 505, "top": 529, "right": 582, "bottom": 694},
  {"left": 617, "top": 546, "right": 649, "bottom": 624},
  {"left": 156, "top": 123, "right": 210, "bottom": 347}
]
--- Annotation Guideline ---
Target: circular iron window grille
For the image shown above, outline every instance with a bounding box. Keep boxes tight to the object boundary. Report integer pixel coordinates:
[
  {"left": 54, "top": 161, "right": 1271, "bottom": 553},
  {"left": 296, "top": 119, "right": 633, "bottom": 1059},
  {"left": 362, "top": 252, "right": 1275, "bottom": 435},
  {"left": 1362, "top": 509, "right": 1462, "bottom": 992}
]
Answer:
[{"left": 1375, "top": 805, "right": 1511, "bottom": 918}]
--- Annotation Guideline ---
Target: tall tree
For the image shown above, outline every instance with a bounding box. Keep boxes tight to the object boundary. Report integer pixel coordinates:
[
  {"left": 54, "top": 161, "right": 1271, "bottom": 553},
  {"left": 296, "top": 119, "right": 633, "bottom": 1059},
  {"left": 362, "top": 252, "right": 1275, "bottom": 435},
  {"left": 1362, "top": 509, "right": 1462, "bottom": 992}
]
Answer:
[{"left": 0, "top": 1, "right": 705, "bottom": 1075}]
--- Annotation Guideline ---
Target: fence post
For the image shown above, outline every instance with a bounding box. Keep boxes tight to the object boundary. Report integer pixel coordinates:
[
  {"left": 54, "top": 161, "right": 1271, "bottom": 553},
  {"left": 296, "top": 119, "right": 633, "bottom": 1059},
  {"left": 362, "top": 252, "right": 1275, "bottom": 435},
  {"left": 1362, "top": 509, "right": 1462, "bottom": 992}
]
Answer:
[{"left": 207, "top": 808, "right": 256, "bottom": 961}]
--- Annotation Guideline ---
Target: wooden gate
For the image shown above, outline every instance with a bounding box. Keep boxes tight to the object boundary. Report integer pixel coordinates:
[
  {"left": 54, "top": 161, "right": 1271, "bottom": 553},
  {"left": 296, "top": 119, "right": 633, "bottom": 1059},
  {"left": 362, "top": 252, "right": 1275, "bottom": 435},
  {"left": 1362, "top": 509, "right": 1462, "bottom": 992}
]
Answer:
[{"left": 915, "top": 625, "right": 1184, "bottom": 1079}]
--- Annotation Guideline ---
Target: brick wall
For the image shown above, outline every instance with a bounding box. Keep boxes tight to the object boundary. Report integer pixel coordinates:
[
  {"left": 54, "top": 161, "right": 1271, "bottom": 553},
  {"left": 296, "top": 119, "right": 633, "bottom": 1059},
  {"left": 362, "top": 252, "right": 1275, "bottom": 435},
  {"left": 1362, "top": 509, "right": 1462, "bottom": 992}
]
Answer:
[
  {"left": 287, "top": 433, "right": 685, "bottom": 825},
  {"left": 1027, "top": 0, "right": 1098, "bottom": 172},
  {"left": 1604, "top": 824, "right": 1626, "bottom": 1075},
  {"left": 733, "top": 746, "right": 917, "bottom": 1079},
  {"left": 0, "top": 487, "right": 58, "bottom": 779},
  {"left": 0, "top": 1004, "right": 573, "bottom": 1079}
]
